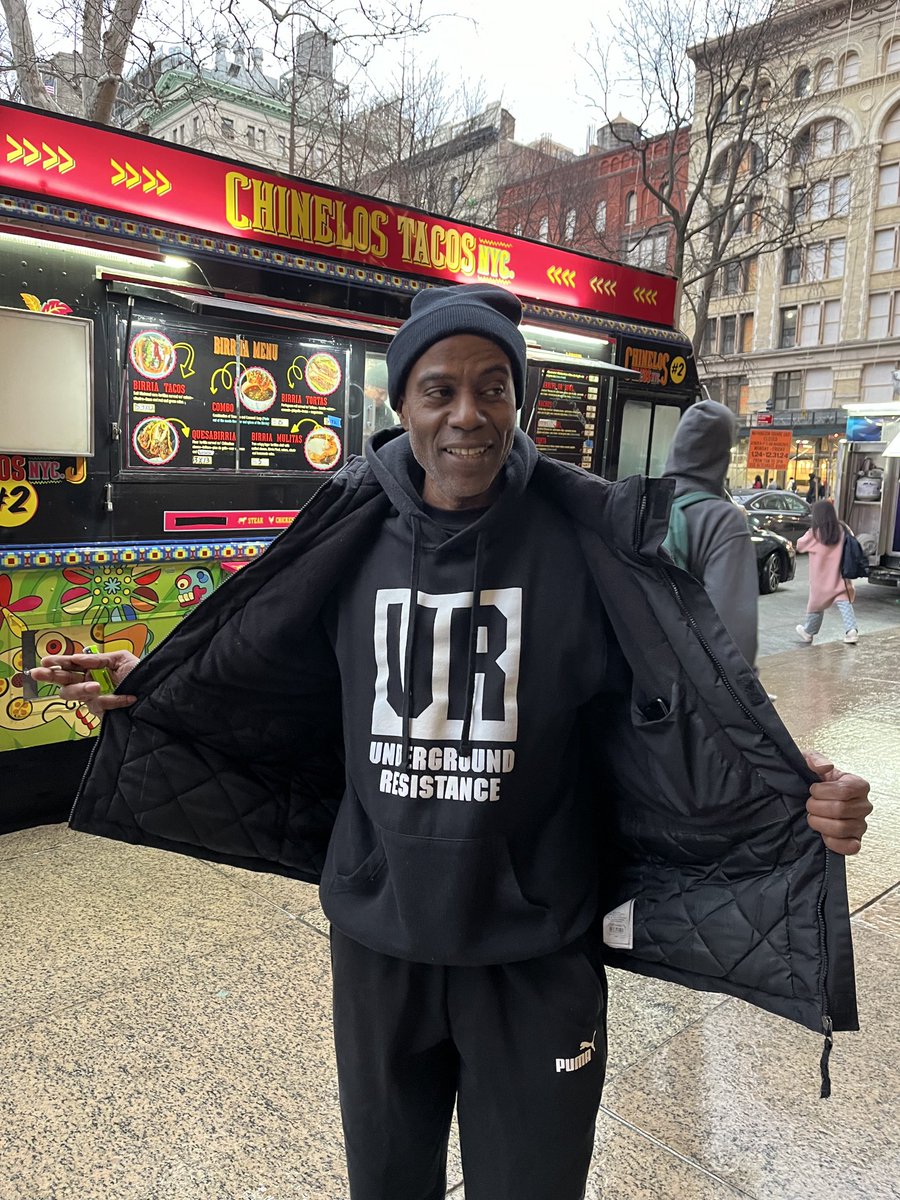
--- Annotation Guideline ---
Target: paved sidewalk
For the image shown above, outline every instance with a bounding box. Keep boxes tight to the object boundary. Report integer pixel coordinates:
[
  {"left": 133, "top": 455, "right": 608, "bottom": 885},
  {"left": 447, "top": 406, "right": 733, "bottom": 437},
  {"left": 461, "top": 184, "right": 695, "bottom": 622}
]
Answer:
[{"left": 1, "top": 634, "right": 898, "bottom": 1199}]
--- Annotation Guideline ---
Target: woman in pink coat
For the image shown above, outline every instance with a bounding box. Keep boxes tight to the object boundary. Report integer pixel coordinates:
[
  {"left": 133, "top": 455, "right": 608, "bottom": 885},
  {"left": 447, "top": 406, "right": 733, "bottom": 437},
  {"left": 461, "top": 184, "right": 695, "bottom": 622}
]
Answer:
[{"left": 796, "top": 501, "right": 859, "bottom": 644}]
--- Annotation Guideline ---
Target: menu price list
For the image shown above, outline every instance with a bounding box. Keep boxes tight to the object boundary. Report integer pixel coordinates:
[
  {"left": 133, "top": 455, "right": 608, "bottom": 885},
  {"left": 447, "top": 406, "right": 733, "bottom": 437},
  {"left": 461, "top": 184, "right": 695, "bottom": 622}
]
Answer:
[
  {"left": 124, "top": 315, "right": 347, "bottom": 474},
  {"left": 529, "top": 366, "right": 601, "bottom": 470}
]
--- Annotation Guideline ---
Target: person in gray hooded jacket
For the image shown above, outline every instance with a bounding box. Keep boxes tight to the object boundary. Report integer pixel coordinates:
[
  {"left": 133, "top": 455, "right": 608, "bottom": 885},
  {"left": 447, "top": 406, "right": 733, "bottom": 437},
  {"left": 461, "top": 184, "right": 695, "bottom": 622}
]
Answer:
[{"left": 663, "top": 400, "right": 760, "bottom": 665}]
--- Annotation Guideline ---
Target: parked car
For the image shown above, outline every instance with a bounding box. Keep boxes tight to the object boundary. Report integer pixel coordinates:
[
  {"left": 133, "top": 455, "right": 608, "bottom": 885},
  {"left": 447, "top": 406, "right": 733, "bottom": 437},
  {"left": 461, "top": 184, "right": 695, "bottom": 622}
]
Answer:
[
  {"left": 752, "top": 527, "right": 796, "bottom": 594},
  {"left": 731, "top": 489, "right": 812, "bottom": 544}
]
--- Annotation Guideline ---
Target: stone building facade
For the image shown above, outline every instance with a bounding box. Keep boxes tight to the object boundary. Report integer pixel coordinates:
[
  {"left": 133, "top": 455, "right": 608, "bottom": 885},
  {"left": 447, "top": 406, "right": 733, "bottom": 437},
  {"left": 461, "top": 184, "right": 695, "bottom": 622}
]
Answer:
[{"left": 696, "top": 0, "right": 900, "bottom": 489}]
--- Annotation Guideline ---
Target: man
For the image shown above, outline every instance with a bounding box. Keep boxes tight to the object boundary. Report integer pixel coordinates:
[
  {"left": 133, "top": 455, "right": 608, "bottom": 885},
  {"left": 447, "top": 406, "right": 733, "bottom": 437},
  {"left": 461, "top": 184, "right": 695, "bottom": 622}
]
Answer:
[
  {"left": 662, "top": 400, "right": 759, "bottom": 665},
  {"left": 35, "top": 285, "right": 870, "bottom": 1200}
]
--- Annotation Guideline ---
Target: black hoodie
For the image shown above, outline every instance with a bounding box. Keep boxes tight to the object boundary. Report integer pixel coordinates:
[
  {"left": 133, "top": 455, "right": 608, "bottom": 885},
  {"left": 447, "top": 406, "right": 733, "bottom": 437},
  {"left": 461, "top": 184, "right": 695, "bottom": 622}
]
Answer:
[{"left": 319, "top": 429, "right": 611, "bottom": 964}]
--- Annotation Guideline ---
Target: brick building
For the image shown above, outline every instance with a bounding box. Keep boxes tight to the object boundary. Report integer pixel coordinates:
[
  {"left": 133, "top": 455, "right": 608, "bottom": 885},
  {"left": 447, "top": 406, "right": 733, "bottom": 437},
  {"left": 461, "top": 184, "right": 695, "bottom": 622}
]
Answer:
[{"left": 496, "top": 118, "right": 689, "bottom": 272}]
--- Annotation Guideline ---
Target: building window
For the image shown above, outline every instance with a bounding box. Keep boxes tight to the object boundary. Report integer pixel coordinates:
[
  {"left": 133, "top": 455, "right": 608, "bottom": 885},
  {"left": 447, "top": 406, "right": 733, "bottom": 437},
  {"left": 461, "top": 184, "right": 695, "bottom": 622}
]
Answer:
[
  {"left": 171, "top": 127, "right": 179, "bottom": 142},
  {"left": 718, "top": 256, "right": 758, "bottom": 295},
  {"left": 780, "top": 308, "right": 799, "bottom": 348},
  {"left": 874, "top": 226, "right": 900, "bottom": 271},
  {"left": 861, "top": 362, "right": 900, "bottom": 403},
  {"left": 513, "top": 222, "right": 523, "bottom": 236},
  {"left": 885, "top": 38, "right": 900, "bottom": 74},
  {"left": 867, "top": 291, "right": 900, "bottom": 338},
  {"left": 794, "top": 67, "right": 812, "bottom": 97},
  {"left": 783, "top": 246, "right": 803, "bottom": 284},
  {"left": 723, "top": 375, "right": 749, "bottom": 414},
  {"left": 772, "top": 370, "right": 802, "bottom": 410},
  {"left": 817, "top": 60, "right": 836, "bottom": 90},
  {"left": 192, "top": 116, "right": 200, "bottom": 141},
  {"left": 221, "top": 117, "right": 235, "bottom": 140},
  {"left": 731, "top": 194, "right": 761, "bottom": 237},
  {"left": 703, "top": 313, "right": 754, "bottom": 356},
  {"left": 885, "top": 104, "right": 900, "bottom": 143},
  {"left": 878, "top": 163, "right": 900, "bottom": 207},
  {"left": 624, "top": 191, "right": 637, "bottom": 225},
  {"left": 258, "top": 128, "right": 266, "bottom": 151},
  {"left": 595, "top": 200, "right": 607, "bottom": 233},
  {"left": 796, "top": 175, "right": 851, "bottom": 221},
  {"left": 247, "top": 125, "right": 256, "bottom": 148},
  {"left": 735, "top": 88, "right": 750, "bottom": 113},
  {"left": 792, "top": 119, "right": 851, "bottom": 164},
  {"left": 277, "top": 133, "right": 287, "bottom": 156},
  {"left": 839, "top": 51, "right": 860, "bottom": 86},
  {"left": 564, "top": 208, "right": 577, "bottom": 242},
  {"left": 626, "top": 229, "right": 668, "bottom": 269},
  {"left": 538, "top": 216, "right": 549, "bottom": 241},
  {"left": 796, "top": 299, "right": 841, "bottom": 345},
  {"left": 785, "top": 237, "right": 846, "bottom": 282},
  {"left": 179, "top": 124, "right": 185, "bottom": 142},
  {"left": 804, "top": 368, "right": 834, "bottom": 409}
]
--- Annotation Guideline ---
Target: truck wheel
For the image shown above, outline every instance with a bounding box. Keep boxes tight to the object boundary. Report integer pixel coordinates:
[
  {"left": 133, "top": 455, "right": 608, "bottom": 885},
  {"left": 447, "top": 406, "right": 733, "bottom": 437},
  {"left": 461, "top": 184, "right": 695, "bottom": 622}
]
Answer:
[{"left": 760, "top": 553, "right": 781, "bottom": 594}]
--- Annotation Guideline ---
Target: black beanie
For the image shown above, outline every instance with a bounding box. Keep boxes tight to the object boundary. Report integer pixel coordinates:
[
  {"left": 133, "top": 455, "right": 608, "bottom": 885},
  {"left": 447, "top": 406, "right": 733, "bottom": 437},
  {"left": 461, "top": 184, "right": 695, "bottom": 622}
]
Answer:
[{"left": 386, "top": 283, "right": 527, "bottom": 411}]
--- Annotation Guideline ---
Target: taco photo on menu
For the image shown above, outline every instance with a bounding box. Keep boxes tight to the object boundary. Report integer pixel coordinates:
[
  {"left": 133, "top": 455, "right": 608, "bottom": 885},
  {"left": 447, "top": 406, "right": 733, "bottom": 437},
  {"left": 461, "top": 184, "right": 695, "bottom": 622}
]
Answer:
[
  {"left": 305, "top": 352, "right": 342, "bottom": 396},
  {"left": 133, "top": 417, "right": 179, "bottom": 465},
  {"left": 304, "top": 426, "right": 342, "bottom": 471},
  {"left": 237, "top": 366, "right": 277, "bottom": 413},
  {"left": 130, "top": 330, "right": 176, "bottom": 380}
]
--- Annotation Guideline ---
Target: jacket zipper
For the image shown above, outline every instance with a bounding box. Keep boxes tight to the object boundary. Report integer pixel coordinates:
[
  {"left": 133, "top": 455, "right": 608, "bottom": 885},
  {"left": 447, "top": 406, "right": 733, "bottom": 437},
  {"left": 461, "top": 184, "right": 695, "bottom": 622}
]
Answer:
[
  {"left": 661, "top": 558, "right": 833, "bottom": 1090},
  {"left": 67, "top": 465, "right": 351, "bottom": 824}
]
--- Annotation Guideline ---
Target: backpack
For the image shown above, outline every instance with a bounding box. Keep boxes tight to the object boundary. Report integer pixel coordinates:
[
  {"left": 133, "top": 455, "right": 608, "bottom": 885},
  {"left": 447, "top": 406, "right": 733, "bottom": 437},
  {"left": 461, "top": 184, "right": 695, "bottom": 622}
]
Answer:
[
  {"left": 662, "top": 490, "right": 721, "bottom": 571},
  {"left": 840, "top": 530, "right": 869, "bottom": 580}
]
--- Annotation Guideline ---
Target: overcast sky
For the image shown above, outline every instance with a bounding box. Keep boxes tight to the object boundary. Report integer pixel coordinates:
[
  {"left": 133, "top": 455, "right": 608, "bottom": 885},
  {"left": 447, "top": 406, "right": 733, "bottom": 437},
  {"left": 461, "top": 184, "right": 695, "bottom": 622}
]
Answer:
[{"left": 402, "top": 0, "right": 626, "bottom": 152}]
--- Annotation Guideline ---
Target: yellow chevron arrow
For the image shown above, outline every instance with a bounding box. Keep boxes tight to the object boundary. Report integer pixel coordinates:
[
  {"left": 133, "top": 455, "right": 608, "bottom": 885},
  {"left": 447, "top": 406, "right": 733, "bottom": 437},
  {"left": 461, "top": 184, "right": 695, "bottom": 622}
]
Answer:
[
  {"left": 42, "top": 143, "right": 58, "bottom": 170},
  {"left": 173, "top": 343, "right": 195, "bottom": 379},
  {"left": 125, "top": 162, "right": 140, "bottom": 189},
  {"left": 142, "top": 166, "right": 157, "bottom": 193},
  {"left": 22, "top": 138, "right": 40, "bottom": 166},
  {"left": 111, "top": 159, "right": 126, "bottom": 186},
  {"left": 6, "top": 135, "right": 23, "bottom": 163},
  {"left": 58, "top": 146, "right": 74, "bottom": 173},
  {"left": 156, "top": 171, "right": 171, "bottom": 197}
]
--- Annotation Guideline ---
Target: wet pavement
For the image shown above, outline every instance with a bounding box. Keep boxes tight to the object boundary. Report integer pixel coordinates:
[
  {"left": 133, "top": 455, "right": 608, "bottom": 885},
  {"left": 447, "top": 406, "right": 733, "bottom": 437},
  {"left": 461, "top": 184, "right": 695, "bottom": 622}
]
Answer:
[{"left": 1, "top": 626, "right": 898, "bottom": 1198}]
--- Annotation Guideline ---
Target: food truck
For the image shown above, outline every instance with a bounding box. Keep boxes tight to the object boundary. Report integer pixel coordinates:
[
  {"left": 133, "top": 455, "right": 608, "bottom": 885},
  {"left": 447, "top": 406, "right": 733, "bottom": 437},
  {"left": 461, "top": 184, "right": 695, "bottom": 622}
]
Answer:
[
  {"left": 0, "top": 99, "right": 700, "bottom": 827},
  {"left": 834, "top": 404, "right": 900, "bottom": 587}
]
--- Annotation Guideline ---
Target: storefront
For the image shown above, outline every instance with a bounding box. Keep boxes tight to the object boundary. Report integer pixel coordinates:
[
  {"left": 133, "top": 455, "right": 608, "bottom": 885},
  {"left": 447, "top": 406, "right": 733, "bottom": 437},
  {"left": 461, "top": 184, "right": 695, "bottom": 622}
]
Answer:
[{"left": 731, "top": 409, "right": 844, "bottom": 493}]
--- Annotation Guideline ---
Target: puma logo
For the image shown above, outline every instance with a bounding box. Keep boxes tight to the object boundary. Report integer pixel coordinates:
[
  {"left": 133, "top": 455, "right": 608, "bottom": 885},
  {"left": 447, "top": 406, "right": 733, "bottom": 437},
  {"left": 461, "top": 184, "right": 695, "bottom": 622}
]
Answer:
[{"left": 556, "top": 1032, "right": 597, "bottom": 1073}]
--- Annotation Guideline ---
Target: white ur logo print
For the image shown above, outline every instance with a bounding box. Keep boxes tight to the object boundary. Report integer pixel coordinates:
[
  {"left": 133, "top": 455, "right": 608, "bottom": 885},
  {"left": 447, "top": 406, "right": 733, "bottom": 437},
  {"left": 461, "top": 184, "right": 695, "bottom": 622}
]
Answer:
[{"left": 371, "top": 587, "right": 522, "bottom": 742}]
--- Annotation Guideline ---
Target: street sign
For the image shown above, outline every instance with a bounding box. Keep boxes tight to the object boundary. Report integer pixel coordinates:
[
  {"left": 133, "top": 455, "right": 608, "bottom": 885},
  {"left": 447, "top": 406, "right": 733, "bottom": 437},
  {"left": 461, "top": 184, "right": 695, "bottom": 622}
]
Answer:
[
  {"left": 746, "top": 429, "right": 793, "bottom": 470},
  {"left": 756, "top": 413, "right": 774, "bottom": 426}
]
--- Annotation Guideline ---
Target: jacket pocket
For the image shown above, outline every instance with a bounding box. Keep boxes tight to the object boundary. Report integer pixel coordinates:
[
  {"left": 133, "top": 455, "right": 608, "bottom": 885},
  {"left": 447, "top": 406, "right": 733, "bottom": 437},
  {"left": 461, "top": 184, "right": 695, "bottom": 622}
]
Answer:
[{"left": 615, "top": 681, "right": 782, "bottom": 834}]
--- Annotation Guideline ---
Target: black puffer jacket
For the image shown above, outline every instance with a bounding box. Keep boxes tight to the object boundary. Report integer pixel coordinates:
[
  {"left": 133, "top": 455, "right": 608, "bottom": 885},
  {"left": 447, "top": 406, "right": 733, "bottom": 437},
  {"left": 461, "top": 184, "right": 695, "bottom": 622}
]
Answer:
[{"left": 70, "top": 440, "right": 858, "bottom": 1042}]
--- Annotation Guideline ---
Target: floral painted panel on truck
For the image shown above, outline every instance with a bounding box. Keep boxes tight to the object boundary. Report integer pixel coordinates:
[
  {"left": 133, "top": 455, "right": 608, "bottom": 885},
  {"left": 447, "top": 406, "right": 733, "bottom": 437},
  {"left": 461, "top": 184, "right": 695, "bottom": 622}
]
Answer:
[{"left": 0, "top": 560, "right": 230, "bottom": 752}]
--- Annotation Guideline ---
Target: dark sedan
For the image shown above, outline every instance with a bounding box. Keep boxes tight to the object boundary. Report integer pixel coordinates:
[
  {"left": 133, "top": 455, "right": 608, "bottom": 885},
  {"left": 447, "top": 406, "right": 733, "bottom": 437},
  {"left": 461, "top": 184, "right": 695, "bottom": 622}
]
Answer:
[
  {"left": 732, "top": 489, "right": 812, "bottom": 544},
  {"left": 752, "top": 527, "right": 796, "bottom": 594}
]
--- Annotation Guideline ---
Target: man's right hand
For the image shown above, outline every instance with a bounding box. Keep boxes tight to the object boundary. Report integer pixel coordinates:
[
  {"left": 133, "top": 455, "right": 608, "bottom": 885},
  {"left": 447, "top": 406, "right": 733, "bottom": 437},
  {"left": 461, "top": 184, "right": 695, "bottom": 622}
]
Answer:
[{"left": 29, "top": 651, "right": 140, "bottom": 716}]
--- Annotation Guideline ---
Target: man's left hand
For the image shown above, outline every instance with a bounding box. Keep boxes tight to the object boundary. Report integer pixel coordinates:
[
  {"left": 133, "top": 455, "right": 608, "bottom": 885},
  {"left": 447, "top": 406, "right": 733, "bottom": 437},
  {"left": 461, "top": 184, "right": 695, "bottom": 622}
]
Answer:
[{"left": 803, "top": 750, "right": 872, "bottom": 855}]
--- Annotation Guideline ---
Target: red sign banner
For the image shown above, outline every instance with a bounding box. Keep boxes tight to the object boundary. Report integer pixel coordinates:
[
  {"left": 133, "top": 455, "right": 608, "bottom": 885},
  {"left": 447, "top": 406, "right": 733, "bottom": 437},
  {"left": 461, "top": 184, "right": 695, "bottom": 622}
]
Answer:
[{"left": 0, "top": 102, "right": 678, "bottom": 324}]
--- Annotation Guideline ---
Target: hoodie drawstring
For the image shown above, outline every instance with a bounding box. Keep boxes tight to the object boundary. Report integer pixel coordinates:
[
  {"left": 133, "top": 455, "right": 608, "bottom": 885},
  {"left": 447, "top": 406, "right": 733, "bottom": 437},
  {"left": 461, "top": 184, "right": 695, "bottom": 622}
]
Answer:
[
  {"left": 400, "top": 517, "right": 422, "bottom": 771},
  {"left": 459, "top": 533, "right": 483, "bottom": 757}
]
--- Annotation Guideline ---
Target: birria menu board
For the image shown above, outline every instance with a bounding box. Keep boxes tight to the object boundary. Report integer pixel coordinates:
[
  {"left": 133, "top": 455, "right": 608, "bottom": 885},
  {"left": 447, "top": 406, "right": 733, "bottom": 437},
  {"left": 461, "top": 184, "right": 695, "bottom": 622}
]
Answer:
[
  {"left": 528, "top": 364, "right": 602, "bottom": 470},
  {"left": 124, "top": 311, "right": 347, "bottom": 474}
]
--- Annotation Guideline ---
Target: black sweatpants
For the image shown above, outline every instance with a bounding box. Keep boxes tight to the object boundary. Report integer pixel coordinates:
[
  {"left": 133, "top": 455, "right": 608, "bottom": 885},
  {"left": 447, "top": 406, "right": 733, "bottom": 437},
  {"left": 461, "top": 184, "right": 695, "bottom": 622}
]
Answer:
[{"left": 331, "top": 928, "right": 607, "bottom": 1200}]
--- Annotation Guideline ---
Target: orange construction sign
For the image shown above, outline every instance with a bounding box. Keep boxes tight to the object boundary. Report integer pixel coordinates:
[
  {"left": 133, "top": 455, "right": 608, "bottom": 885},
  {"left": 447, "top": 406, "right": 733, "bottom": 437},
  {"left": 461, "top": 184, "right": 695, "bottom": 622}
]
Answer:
[{"left": 746, "top": 429, "right": 793, "bottom": 471}]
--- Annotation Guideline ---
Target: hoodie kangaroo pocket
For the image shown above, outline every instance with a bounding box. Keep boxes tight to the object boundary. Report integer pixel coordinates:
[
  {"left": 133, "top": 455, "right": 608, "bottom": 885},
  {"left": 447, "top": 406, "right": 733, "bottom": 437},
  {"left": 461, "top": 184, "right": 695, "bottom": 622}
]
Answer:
[{"left": 323, "top": 825, "right": 561, "bottom": 965}]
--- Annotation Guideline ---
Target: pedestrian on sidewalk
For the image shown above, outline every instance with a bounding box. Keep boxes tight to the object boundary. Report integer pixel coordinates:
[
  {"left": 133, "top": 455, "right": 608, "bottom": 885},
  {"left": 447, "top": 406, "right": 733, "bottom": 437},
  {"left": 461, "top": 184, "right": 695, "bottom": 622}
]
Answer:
[
  {"left": 662, "top": 400, "right": 759, "bottom": 666},
  {"left": 796, "top": 500, "right": 859, "bottom": 645},
  {"left": 33, "top": 285, "right": 872, "bottom": 1200}
]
